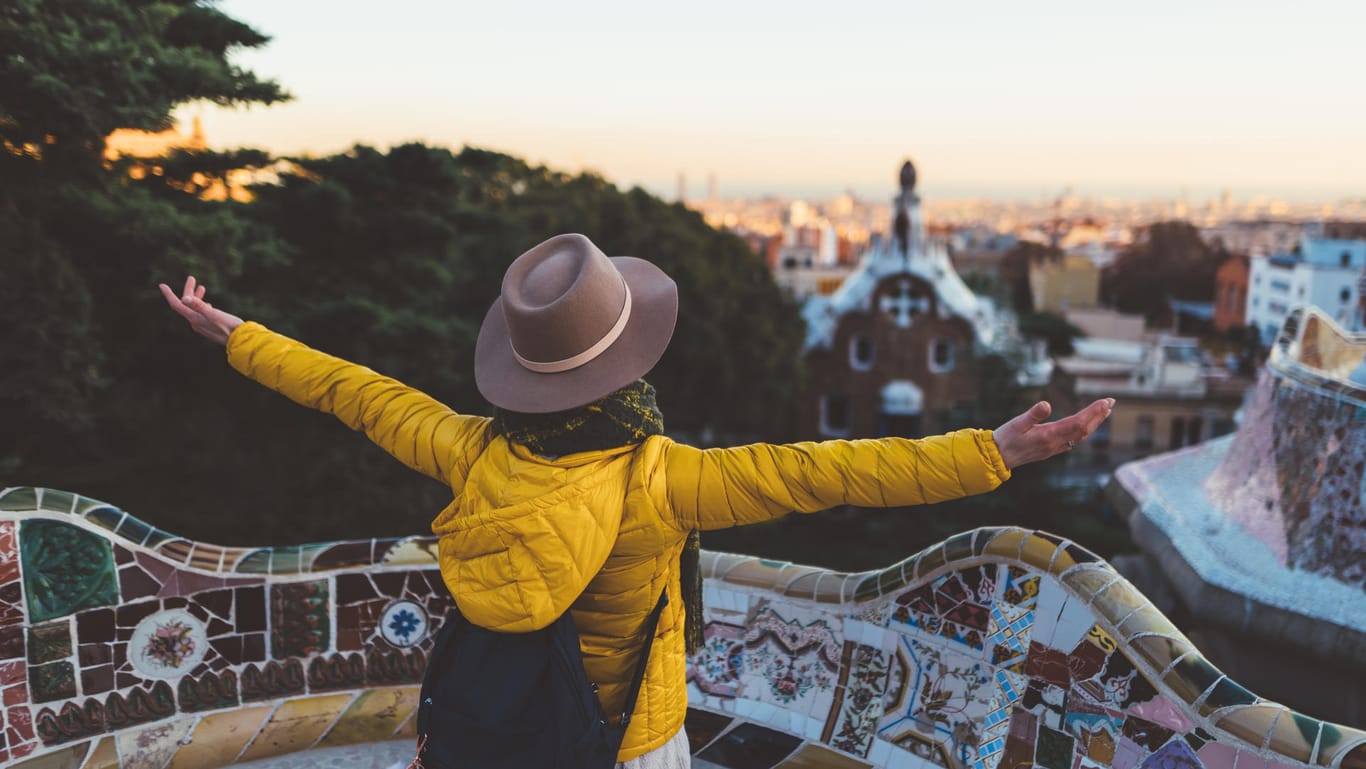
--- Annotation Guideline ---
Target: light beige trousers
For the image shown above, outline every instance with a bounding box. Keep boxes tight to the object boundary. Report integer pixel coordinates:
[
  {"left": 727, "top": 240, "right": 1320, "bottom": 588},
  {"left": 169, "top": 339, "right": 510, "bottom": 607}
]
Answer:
[{"left": 616, "top": 727, "right": 691, "bottom": 769}]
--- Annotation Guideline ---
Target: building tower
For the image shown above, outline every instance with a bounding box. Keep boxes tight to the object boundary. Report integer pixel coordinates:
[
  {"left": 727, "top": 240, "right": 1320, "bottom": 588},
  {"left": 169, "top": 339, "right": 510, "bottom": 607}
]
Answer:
[{"left": 892, "top": 159, "right": 922, "bottom": 258}]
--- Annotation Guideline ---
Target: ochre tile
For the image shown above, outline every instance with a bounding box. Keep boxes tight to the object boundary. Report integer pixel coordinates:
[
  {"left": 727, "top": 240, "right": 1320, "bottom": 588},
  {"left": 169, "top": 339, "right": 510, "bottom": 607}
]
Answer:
[
  {"left": 394, "top": 709, "right": 418, "bottom": 739},
  {"left": 1018, "top": 533, "right": 1063, "bottom": 571},
  {"left": 983, "top": 529, "right": 1028, "bottom": 560},
  {"left": 1128, "top": 634, "right": 1194, "bottom": 675},
  {"left": 378, "top": 539, "right": 440, "bottom": 568},
  {"left": 187, "top": 545, "right": 225, "bottom": 573},
  {"left": 235, "top": 694, "right": 356, "bottom": 763},
  {"left": 776, "top": 742, "right": 873, "bottom": 768},
  {"left": 718, "top": 558, "right": 785, "bottom": 590},
  {"left": 1058, "top": 565, "right": 1117, "bottom": 600},
  {"left": 80, "top": 736, "right": 119, "bottom": 769},
  {"left": 1216, "top": 704, "right": 1287, "bottom": 752},
  {"left": 1116, "top": 605, "right": 1181, "bottom": 639},
  {"left": 1089, "top": 577, "right": 1147, "bottom": 627},
  {"left": 165, "top": 705, "right": 273, "bottom": 769},
  {"left": 316, "top": 686, "right": 420, "bottom": 747}
]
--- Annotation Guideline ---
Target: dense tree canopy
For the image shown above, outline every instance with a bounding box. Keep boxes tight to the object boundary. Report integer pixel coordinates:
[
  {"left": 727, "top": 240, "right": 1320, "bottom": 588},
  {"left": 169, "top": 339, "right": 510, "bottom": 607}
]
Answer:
[
  {"left": 4, "top": 141, "right": 808, "bottom": 544},
  {"left": 1, "top": 2, "right": 805, "bottom": 544},
  {"left": 0, "top": 0, "right": 287, "bottom": 174},
  {"left": 1103, "top": 221, "right": 1227, "bottom": 324}
]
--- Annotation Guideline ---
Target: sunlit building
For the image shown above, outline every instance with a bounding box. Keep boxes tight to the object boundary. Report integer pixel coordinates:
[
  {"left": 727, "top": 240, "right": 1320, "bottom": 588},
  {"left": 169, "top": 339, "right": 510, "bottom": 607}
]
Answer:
[
  {"left": 1247, "top": 236, "right": 1366, "bottom": 345},
  {"left": 1028, "top": 253, "right": 1100, "bottom": 313},
  {"left": 104, "top": 117, "right": 207, "bottom": 160}
]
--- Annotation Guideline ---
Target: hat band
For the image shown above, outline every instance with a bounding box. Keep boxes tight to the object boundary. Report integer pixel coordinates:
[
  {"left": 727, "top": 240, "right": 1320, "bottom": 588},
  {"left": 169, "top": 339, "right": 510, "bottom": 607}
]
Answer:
[{"left": 511, "top": 281, "right": 633, "bottom": 374}]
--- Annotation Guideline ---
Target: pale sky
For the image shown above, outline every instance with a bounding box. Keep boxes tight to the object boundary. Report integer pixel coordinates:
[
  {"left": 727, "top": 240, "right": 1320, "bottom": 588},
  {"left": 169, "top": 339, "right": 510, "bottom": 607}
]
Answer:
[{"left": 185, "top": 0, "right": 1366, "bottom": 202}]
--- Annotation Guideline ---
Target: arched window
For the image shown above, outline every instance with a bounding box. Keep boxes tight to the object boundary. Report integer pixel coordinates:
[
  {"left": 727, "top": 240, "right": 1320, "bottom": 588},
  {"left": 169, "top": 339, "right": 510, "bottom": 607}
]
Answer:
[
  {"left": 929, "top": 339, "right": 955, "bottom": 373},
  {"left": 820, "top": 395, "right": 850, "bottom": 437},
  {"left": 849, "top": 335, "right": 875, "bottom": 371}
]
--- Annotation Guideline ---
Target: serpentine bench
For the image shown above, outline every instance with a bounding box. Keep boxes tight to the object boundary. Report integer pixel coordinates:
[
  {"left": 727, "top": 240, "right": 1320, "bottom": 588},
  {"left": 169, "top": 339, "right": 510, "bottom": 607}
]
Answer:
[{"left": 1, "top": 485, "right": 1361, "bottom": 769}]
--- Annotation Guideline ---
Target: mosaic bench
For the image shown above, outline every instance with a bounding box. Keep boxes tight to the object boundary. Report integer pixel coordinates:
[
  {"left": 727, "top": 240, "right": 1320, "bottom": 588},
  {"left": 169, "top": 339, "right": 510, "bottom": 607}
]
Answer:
[{"left": 0, "top": 486, "right": 1362, "bottom": 769}]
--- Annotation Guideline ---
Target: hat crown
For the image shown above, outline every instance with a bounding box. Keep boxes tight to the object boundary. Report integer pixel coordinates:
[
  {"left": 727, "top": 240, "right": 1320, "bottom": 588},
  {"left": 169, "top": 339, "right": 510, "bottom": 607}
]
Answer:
[{"left": 501, "top": 234, "right": 629, "bottom": 367}]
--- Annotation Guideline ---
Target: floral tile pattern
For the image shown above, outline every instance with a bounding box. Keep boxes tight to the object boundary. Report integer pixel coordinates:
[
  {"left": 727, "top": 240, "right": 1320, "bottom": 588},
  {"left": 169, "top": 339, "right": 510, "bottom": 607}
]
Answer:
[
  {"left": 739, "top": 603, "right": 842, "bottom": 718},
  {"left": 0, "top": 485, "right": 1359, "bottom": 769},
  {"left": 689, "top": 622, "right": 747, "bottom": 698}
]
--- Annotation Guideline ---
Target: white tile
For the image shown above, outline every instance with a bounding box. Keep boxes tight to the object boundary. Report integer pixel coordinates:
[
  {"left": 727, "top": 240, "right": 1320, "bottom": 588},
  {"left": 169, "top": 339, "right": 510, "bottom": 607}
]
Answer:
[
  {"left": 754, "top": 701, "right": 783, "bottom": 728},
  {"left": 803, "top": 716, "right": 825, "bottom": 741},
  {"left": 733, "top": 698, "right": 757, "bottom": 718},
  {"left": 1049, "top": 596, "right": 1095, "bottom": 652},
  {"left": 703, "top": 584, "right": 722, "bottom": 608},
  {"left": 887, "top": 744, "right": 915, "bottom": 769},
  {"left": 869, "top": 738, "right": 893, "bottom": 765},
  {"left": 1032, "top": 575, "right": 1067, "bottom": 644}
]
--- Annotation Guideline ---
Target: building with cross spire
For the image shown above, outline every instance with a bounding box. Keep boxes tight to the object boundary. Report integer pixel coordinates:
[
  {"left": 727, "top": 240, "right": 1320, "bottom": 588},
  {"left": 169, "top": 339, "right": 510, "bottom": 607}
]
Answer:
[{"left": 798, "top": 159, "right": 1036, "bottom": 439}]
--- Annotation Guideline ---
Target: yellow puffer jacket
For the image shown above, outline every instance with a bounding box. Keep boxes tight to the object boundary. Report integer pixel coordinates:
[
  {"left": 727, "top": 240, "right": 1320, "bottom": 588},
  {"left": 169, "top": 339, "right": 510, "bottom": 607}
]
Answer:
[{"left": 226, "top": 322, "right": 1012, "bottom": 760}]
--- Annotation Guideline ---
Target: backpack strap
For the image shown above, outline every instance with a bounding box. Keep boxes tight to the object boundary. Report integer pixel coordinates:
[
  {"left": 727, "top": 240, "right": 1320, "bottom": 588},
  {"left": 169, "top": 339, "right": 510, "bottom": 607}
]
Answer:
[{"left": 616, "top": 589, "right": 669, "bottom": 726}]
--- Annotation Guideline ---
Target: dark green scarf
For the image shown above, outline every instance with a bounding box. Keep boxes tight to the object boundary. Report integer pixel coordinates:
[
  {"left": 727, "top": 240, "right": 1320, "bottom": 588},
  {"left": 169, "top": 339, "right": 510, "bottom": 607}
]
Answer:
[{"left": 492, "top": 380, "right": 704, "bottom": 653}]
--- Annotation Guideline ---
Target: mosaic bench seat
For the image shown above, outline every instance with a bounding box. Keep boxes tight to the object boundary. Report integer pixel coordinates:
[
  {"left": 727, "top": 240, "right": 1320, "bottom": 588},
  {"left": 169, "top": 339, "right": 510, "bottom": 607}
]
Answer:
[{"left": 0, "top": 486, "right": 1362, "bottom": 769}]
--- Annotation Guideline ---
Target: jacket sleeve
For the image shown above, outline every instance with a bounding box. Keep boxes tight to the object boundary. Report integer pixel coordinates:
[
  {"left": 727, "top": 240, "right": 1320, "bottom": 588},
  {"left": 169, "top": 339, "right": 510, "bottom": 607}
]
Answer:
[
  {"left": 225, "top": 321, "right": 491, "bottom": 487},
  {"left": 661, "top": 429, "right": 1010, "bottom": 531}
]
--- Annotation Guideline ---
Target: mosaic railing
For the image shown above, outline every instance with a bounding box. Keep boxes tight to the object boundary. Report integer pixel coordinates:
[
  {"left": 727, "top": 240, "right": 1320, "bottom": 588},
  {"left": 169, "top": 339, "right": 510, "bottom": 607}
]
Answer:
[{"left": 1, "top": 486, "right": 1363, "bottom": 769}]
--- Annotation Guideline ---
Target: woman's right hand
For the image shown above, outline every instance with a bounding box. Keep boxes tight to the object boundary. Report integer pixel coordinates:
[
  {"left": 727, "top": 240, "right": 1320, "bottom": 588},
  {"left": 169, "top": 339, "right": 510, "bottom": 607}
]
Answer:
[{"left": 158, "top": 276, "right": 244, "bottom": 346}]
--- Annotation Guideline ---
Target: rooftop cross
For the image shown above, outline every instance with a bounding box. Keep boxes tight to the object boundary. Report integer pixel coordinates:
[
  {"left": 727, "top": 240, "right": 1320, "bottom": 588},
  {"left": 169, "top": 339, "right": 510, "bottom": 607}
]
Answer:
[{"left": 880, "top": 280, "right": 931, "bottom": 328}]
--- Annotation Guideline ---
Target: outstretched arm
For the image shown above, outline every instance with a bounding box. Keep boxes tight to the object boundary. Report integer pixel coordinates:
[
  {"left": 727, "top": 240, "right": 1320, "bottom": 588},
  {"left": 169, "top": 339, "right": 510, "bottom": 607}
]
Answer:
[
  {"left": 160, "top": 277, "right": 491, "bottom": 487},
  {"left": 663, "top": 398, "right": 1113, "bottom": 531}
]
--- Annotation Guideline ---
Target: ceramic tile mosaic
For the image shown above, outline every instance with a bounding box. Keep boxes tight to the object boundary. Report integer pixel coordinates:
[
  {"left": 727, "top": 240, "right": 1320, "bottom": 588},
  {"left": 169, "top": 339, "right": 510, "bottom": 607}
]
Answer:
[
  {"left": 3, "top": 485, "right": 1364, "bottom": 769},
  {"left": 737, "top": 602, "right": 842, "bottom": 719},
  {"left": 1117, "top": 308, "right": 1366, "bottom": 645}
]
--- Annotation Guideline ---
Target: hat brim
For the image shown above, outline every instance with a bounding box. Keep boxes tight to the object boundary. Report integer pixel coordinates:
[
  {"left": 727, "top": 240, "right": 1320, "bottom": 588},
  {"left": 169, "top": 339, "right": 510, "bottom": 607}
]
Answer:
[{"left": 475, "top": 256, "right": 679, "bottom": 414}]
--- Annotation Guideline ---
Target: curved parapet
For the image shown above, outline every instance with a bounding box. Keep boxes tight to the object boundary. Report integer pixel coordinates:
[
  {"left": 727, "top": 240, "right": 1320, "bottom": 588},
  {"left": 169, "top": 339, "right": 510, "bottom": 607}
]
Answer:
[
  {"left": 1110, "top": 308, "right": 1366, "bottom": 668},
  {"left": 1, "top": 487, "right": 1363, "bottom": 769}
]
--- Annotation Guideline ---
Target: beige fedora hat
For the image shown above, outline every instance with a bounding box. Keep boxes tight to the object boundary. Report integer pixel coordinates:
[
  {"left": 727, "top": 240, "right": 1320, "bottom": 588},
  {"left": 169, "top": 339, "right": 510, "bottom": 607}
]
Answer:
[{"left": 474, "top": 234, "right": 679, "bottom": 413}]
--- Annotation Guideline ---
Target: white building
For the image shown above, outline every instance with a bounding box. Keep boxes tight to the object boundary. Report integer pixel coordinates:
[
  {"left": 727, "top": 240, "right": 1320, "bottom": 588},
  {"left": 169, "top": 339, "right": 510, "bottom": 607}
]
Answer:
[{"left": 1247, "top": 236, "right": 1366, "bottom": 345}]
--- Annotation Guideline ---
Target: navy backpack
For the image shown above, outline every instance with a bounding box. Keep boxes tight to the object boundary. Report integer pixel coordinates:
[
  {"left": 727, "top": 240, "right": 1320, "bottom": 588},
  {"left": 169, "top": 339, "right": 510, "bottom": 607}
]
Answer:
[{"left": 410, "top": 590, "right": 668, "bottom": 769}]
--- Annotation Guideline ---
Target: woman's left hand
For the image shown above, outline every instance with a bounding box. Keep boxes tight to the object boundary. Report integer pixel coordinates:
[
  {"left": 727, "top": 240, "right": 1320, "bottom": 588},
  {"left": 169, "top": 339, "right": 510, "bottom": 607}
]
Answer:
[
  {"left": 992, "top": 398, "right": 1115, "bottom": 470},
  {"left": 158, "top": 276, "right": 244, "bottom": 346}
]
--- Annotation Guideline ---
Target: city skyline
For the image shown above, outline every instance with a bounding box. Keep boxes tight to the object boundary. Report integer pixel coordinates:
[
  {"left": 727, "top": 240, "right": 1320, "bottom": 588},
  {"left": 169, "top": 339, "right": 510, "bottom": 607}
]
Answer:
[{"left": 186, "top": 0, "right": 1366, "bottom": 204}]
